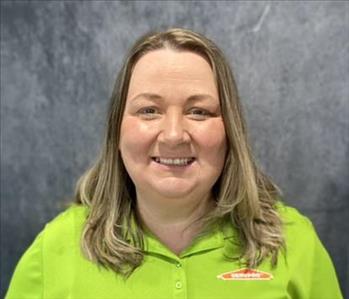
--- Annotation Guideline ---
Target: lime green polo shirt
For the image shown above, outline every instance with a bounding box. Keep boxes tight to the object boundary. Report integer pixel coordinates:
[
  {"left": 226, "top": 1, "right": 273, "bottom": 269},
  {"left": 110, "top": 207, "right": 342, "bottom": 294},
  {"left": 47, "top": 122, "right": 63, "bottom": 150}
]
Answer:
[{"left": 6, "top": 203, "right": 343, "bottom": 299}]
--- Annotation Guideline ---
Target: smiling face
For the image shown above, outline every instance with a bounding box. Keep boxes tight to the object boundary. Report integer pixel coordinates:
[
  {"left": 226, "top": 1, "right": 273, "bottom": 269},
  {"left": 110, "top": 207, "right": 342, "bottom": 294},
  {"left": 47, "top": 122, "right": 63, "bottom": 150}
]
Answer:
[{"left": 119, "top": 48, "right": 227, "bottom": 203}]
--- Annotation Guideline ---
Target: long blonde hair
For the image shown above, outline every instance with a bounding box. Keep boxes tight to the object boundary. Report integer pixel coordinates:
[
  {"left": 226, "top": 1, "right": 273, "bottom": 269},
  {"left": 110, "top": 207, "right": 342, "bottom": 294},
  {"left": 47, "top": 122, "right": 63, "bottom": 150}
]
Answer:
[{"left": 74, "top": 28, "right": 284, "bottom": 276}]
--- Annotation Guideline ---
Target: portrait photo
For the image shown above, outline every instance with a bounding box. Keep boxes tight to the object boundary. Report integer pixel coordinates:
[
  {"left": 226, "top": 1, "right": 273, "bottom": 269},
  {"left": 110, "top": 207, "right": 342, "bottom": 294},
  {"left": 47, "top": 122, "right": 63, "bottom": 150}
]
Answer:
[{"left": 1, "top": 2, "right": 348, "bottom": 298}]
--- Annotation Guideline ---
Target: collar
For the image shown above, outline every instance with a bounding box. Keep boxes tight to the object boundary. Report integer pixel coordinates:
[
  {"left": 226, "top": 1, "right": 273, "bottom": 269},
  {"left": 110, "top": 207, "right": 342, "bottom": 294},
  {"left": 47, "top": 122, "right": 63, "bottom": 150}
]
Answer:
[{"left": 143, "top": 218, "right": 237, "bottom": 260}]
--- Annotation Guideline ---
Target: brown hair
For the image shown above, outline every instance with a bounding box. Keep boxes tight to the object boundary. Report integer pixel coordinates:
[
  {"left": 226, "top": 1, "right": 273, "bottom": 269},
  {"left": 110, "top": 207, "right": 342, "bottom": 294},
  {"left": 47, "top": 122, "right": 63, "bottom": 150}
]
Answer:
[{"left": 74, "top": 28, "right": 284, "bottom": 276}]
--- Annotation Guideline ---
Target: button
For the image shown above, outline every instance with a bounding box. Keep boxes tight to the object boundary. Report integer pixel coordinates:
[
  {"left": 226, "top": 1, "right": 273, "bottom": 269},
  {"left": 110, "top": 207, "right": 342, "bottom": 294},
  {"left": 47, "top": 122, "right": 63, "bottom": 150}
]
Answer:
[
  {"left": 175, "top": 281, "right": 182, "bottom": 289},
  {"left": 176, "top": 262, "right": 182, "bottom": 268}
]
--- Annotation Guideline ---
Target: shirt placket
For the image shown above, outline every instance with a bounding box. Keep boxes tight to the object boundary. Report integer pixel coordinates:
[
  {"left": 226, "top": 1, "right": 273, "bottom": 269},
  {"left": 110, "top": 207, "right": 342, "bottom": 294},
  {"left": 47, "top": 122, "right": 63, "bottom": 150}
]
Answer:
[{"left": 172, "top": 258, "right": 187, "bottom": 299}]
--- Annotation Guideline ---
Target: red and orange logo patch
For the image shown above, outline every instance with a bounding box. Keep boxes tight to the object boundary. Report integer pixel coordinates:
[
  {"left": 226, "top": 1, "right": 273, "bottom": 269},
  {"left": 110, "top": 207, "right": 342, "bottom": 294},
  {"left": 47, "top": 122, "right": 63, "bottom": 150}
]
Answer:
[{"left": 217, "top": 268, "right": 273, "bottom": 281}]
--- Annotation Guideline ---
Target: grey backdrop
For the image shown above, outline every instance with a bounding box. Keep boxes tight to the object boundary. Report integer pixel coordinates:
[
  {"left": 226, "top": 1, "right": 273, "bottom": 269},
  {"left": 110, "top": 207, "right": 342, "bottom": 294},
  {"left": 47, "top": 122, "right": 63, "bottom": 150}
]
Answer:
[{"left": 1, "top": 1, "right": 348, "bottom": 298}]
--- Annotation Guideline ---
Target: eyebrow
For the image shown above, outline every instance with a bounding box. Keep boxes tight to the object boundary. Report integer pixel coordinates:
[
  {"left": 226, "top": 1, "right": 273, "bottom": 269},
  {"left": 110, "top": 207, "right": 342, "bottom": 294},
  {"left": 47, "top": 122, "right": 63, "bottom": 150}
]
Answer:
[{"left": 129, "top": 92, "right": 217, "bottom": 103}]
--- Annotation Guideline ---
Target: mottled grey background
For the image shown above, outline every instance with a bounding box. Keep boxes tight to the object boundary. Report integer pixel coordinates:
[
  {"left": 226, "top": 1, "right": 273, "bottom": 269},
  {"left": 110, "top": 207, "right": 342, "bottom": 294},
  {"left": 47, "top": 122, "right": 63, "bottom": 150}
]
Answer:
[{"left": 1, "top": 1, "right": 348, "bottom": 298}]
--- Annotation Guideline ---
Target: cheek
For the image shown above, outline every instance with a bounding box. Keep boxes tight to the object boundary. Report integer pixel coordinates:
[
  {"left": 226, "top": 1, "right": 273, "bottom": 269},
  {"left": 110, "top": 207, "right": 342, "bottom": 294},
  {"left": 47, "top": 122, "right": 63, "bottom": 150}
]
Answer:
[
  {"left": 194, "top": 120, "right": 227, "bottom": 158},
  {"left": 119, "top": 117, "right": 155, "bottom": 160}
]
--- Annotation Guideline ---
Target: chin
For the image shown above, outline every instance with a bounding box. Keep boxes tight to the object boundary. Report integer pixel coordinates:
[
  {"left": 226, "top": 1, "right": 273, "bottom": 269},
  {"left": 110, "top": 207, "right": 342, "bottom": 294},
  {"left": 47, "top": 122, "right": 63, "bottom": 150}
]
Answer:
[
  {"left": 150, "top": 175, "right": 217, "bottom": 198},
  {"left": 152, "top": 183, "right": 197, "bottom": 199},
  {"left": 157, "top": 190, "right": 192, "bottom": 199}
]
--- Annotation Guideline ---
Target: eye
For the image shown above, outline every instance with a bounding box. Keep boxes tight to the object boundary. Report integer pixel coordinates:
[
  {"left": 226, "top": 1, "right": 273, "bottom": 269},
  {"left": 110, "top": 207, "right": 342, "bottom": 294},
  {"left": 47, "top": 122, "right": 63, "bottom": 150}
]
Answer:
[
  {"left": 188, "top": 108, "right": 212, "bottom": 120},
  {"left": 137, "top": 106, "right": 160, "bottom": 119}
]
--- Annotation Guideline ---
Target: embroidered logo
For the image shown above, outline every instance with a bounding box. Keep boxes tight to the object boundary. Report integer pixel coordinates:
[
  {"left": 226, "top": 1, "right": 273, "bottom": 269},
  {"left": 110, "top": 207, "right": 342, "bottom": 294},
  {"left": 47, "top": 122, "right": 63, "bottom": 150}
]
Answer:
[{"left": 217, "top": 268, "right": 273, "bottom": 281}]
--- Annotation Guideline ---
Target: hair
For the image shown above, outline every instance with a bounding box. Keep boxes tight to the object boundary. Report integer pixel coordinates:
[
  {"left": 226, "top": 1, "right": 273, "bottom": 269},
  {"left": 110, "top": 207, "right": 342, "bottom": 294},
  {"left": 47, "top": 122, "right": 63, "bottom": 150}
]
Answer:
[{"left": 74, "top": 28, "right": 285, "bottom": 276}]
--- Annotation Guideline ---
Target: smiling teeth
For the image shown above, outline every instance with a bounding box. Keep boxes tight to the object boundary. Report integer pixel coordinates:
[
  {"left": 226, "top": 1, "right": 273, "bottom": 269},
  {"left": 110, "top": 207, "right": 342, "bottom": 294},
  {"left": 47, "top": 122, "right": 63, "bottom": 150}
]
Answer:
[{"left": 154, "top": 157, "right": 194, "bottom": 166}]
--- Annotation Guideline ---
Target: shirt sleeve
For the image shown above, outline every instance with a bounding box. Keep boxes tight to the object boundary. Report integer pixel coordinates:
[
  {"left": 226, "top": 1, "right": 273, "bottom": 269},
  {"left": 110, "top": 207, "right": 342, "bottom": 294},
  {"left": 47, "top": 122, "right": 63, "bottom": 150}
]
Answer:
[
  {"left": 286, "top": 213, "right": 343, "bottom": 299},
  {"left": 5, "top": 230, "right": 44, "bottom": 299},
  {"left": 305, "top": 218, "right": 343, "bottom": 299}
]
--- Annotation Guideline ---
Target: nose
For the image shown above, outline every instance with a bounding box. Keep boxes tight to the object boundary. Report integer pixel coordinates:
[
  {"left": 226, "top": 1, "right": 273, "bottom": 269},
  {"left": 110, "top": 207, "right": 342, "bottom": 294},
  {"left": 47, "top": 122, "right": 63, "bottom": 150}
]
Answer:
[{"left": 158, "top": 111, "right": 190, "bottom": 146}]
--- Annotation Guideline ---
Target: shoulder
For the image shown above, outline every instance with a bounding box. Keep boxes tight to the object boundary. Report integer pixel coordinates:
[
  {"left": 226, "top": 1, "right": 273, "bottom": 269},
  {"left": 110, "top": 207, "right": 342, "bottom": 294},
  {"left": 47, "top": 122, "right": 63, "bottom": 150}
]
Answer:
[
  {"left": 44, "top": 204, "right": 88, "bottom": 237},
  {"left": 276, "top": 202, "right": 314, "bottom": 232},
  {"left": 274, "top": 203, "right": 343, "bottom": 298},
  {"left": 5, "top": 204, "right": 89, "bottom": 299},
  {"left": 42, "top": 204, "right": 88, "bottom": 254},
  {"left": 42, "top": 204, "right": 89, "bottom": 295},
  {"left": 276, "top": 202, "right": 321, "bottom": 258},
  {"left": 48, "top": 203, "right": 88, "bottom": 226}
]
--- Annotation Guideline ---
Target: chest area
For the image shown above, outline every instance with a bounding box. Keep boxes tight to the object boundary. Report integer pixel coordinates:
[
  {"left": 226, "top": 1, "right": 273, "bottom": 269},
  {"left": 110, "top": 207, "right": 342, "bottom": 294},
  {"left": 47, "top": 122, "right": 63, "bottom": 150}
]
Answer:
[{"left": 71, "top": 251, "right": 291, "bottom": 299}]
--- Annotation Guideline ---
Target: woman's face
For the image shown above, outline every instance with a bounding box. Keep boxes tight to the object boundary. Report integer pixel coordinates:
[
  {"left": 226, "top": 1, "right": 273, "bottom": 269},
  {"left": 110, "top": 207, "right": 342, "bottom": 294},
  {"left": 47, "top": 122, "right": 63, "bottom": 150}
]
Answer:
[{"left": 119, "top": 49, "right": 227, "bottom": 201}]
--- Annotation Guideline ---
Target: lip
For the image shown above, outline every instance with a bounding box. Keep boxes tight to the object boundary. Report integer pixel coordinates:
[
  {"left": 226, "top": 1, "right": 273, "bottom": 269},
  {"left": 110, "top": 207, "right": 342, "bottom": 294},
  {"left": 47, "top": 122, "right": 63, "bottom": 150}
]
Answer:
[
  {"left": 151, "top": 156, "right": 196, "bottom": 159},
  {"left": 150, "top": 157, "right": 196, "bottom": 169}
]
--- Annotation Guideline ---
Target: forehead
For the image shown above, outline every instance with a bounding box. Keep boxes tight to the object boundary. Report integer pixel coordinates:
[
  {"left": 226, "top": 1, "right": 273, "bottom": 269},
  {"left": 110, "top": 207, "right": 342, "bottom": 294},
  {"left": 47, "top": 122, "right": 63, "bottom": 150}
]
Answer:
[{"left": 127, "top": 49, "right": 218, "bottom": 99}]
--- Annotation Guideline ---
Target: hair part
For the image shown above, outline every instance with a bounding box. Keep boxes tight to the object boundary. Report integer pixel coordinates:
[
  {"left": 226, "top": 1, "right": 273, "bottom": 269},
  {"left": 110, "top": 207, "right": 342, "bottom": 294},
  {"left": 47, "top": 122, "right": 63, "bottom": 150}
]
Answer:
[{"left": 74, "top": 28, "right": 285, "bottom": 276}]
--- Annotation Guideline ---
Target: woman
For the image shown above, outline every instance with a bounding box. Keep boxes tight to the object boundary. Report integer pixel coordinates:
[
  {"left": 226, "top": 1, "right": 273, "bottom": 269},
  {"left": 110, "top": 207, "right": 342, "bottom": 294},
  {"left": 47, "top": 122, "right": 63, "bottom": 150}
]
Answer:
[{"left": 6, "top": 28, "right": 343, "bottom": 299}]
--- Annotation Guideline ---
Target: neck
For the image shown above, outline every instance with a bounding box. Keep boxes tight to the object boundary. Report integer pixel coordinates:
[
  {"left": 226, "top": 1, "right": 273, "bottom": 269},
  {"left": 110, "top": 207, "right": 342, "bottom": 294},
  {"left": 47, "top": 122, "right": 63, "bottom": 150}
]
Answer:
[{"left": 136, "top": 191, "right": 215, "bottom": 255}]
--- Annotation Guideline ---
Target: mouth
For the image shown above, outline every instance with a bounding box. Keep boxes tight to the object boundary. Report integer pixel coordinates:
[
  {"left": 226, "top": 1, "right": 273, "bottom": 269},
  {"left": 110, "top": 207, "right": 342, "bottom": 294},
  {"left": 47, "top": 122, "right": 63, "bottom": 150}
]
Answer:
[{"left": 151, "top": 157, "right": 196, "bottom": 167}]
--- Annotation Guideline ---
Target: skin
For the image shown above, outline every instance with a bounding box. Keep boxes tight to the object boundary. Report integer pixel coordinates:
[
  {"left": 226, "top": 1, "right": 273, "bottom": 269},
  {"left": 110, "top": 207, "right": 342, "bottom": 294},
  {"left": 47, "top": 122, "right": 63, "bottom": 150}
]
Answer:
[{"left": 119, "top": 48, "right": 227, "bottom": 254}]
